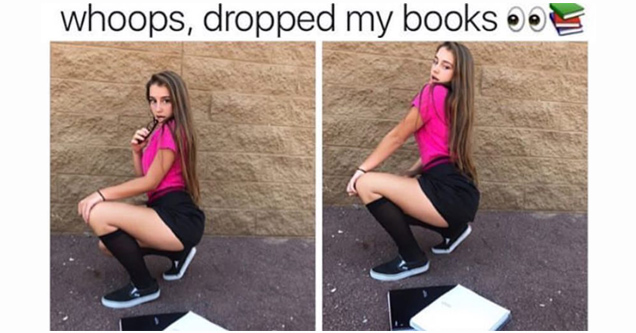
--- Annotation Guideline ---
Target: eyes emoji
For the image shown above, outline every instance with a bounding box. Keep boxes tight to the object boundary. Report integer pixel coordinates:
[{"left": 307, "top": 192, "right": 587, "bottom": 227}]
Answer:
[{"left": 508, "top": 6, "right": 547, "bottom": 32}]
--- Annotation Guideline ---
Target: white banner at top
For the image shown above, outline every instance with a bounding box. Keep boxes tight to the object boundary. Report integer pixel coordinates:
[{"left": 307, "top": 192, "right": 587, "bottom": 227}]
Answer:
[{"left": 42, "top": 0, "right": 590, "bottom": 41}]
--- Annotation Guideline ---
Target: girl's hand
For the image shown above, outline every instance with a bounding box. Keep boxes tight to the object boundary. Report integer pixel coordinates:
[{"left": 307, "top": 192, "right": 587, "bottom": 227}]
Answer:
[
  {"left": 77, "top": 192, "right": 104, "bottom": 224},
  {"left": 346, "top": 170, "right": 366, "bottom": 196},
  {"left": 131, "top": 127, "right": 150, "bottom": 153}
]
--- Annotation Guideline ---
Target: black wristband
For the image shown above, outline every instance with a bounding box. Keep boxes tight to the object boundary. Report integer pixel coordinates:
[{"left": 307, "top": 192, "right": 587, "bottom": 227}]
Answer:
[
  {"left": 357, "top": 167, "right": 367, "bottom": 173},
  {"left": 96, "top": 190, "right": 106, "bottom": 201}
]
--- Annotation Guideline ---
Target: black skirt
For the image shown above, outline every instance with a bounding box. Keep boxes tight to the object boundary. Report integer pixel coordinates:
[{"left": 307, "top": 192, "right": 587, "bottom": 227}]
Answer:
[
  {"left": 417, "top": 162, "right": 480, "bottom": 229},
  {"left": 147, "top": 190, "right": 205, "bottom": 248}
]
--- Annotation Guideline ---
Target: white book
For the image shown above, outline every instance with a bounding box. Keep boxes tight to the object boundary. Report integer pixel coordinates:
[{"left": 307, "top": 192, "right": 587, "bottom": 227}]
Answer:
[
  {"left": 164, "top": 311, "right": 226, "bottom": 331},
  {"left": 409, "top": 284, "right": 511, "bottom": 331}
]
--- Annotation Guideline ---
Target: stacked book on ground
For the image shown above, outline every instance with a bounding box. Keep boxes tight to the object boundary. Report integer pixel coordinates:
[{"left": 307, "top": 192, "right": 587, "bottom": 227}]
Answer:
[
  {"left": 388, "top": 284, "right": 511, "bottom": 331},
  {"left": 120, "top": 311, "right": 226, "bottom": 331},
  {"left": 550, "top": 3, "right": 584, "bottom": 36}
]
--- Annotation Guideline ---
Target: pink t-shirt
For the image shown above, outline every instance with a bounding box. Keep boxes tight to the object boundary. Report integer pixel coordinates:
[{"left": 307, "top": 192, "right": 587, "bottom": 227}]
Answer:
[
  {"left": 142, "top": 119, "right": 185, "bottom": 200},
  {"left": 411, "top": 84, "right": 450, "bottom": 169}
]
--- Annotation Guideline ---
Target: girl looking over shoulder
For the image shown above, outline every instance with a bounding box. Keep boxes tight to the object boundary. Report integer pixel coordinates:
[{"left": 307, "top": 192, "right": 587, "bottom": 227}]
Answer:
[{"left": 346, "top": 42, "right": 480, "bottom": 281}]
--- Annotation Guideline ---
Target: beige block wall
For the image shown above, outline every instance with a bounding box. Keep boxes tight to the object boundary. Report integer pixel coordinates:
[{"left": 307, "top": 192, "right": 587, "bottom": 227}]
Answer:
[
  {"left": 51, "top": 42, "right": 315, "bottom": 237},
  {"left": 323, "top": 42, "right": 587, "bottom": 212}
]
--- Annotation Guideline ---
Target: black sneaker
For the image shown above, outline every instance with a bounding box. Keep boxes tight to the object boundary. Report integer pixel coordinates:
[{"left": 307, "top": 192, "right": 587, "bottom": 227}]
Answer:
[
  {"left": 163, "top": 247, "right": 197, "bottom": 281},
  {"left": 370, "top": 255, "right": 430, "bottom": 281},
  {"left": 101, "top": 280, "right": 160, "bottom": 309},
  {"left": 431, "top": 224, "right": 472, "bottom": 254}
]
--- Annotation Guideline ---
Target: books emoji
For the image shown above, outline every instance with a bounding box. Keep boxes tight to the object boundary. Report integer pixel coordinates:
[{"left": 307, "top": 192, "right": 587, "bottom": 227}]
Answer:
[
  {"left": 550, "top": 12, "right": 581, "bottom": 28},
  {"left": 549, "top": 3, "right": 584, "bottom": 36},
  {"left": 549, "top": 3, "right": 585, "bottom": 20}
]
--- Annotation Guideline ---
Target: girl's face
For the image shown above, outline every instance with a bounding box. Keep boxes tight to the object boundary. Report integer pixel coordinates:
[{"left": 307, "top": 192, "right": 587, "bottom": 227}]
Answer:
[
  {"left": 148, "top": 84, "right": 173, "bottom": 123},
  {"left": 430, "top": 47, "right": 455, "bottom": 85}
]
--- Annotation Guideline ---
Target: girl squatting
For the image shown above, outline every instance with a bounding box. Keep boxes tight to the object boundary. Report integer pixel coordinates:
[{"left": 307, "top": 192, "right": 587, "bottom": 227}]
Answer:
[
  {"left": 77, "top": 71, "right": 205, "bottom": 308},
  {"left": 346, "top": 42, "right": 480, "bottom": 281}
]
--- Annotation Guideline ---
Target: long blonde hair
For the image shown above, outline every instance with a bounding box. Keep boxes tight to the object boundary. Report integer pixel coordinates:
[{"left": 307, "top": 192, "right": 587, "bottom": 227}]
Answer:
[
  {"left": 146, "top": 71, "right": 201, "bottom": 203},
  {"left": 438, "top": 42, "right": 478, "bottom": 184}
]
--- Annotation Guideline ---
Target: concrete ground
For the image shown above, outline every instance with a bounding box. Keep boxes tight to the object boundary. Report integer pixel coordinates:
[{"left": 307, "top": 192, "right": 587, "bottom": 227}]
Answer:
[
  {"left": 323, "top": 207, "right": 587, "bottom": 331},
  {"left": 51, "top": 235, "right": 315, "bottom": 331}
]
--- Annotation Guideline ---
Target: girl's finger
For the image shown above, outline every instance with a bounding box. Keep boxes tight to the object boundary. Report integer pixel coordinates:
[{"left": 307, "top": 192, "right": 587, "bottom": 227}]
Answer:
[
  {"left": 346, "top": 179, "right": 356, "bottom": 194},
  {"left": 350, "top": 177, "right": 359, "bottom": 194},
  {"left": 136, "top": 129, "right": 149, "bottom": 138},
  {"left": 83, "top": 202, "right": 90, "bottom": 223},
  {"left": 85, "top": 205, "right": 91, "bottom": 224},
  {"left": 135, "top": 134, "right": 148, "bottom": 144}
]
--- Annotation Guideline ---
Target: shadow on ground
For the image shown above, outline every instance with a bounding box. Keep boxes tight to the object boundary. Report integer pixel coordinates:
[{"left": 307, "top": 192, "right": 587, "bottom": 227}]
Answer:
[
  {"left": 323, "top": 207, "right": 587, "bottom": 331},
  {"left": 51, "top": 235, "right": 315, "bottom": 331}
]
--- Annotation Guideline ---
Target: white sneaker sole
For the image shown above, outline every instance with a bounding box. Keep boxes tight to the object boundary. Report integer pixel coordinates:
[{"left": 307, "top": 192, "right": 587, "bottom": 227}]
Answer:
[
  {"left": 163, "top": 247, "right": 197, "bottom": 281},
  {"left": 369, "top": 261, "right": 430, "bottom": 281},
  {"left": 432, "top": 224, "right": 472, "bottom": 255},
  {"left": 101, "top": 289, "right": 160, "bottom": 309}
]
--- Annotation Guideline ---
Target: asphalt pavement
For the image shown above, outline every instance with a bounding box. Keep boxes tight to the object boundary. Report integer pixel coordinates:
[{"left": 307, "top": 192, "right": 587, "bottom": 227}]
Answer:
[
  {"left": 51, "top": 234, "right": 315, "bottom": 331},
  {"left": 323, "top": 206, "right": 587, "bottom": 331}
]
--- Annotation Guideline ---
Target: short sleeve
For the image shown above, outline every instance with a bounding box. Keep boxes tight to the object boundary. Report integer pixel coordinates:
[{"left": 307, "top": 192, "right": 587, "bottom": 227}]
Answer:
[
  {"left": 411, "top": 84, "right": 448, "bottom": 123},
  {"left": 411, "top": 87, "right": 424, "bottom": 109},
  {"left": 156, "top": 124, "right": 178, "bottom": 153}
]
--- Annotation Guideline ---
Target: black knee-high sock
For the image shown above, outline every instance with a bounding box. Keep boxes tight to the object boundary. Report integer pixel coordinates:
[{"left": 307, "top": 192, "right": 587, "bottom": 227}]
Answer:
[
  {"left": 99, "top": 230, "right": 154, "bottom": 288},
  {"left": 404, "top": 214, "right": 450, "bottom": 238},
  {"left": 366, "top": 197, "right": 426, "bottom": 262},
  {"left": 141, "top": 248, "right": 184, "bottom": 261}
]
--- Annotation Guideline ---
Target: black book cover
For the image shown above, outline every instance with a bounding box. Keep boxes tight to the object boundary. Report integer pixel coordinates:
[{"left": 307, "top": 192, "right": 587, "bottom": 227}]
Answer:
[
  {"left": 119, "top": 312, "right": 188, "bottom": 331},
  {"left": 388, "top": 285, "right": 455, "bottom": 331}
]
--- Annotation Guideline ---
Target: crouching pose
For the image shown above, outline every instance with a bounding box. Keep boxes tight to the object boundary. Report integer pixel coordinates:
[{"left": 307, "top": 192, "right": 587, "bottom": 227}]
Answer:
[
  {"left": 346, "top": 42, "right": 480, "bottom": 281},
  {"left": 78, "top": 71, "right": 205, "bottom": 308}
]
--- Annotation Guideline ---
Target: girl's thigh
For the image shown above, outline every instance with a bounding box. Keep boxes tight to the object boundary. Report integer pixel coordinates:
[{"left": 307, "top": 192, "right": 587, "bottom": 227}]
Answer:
[
  {"left": 356, "top": 172, "right": 448, "bottom": 228},
  {"left": 89, "top": 202, "right": 184, "bottom": 251}
]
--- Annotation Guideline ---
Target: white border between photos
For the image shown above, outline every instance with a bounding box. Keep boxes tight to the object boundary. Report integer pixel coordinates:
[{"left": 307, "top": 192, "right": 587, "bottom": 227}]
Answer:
[
  {"left": 4, "top": 0, "right": 636, "bottom": 331},
  {"left": 315, "top": 42, "right": 323, "bottom": 332}
]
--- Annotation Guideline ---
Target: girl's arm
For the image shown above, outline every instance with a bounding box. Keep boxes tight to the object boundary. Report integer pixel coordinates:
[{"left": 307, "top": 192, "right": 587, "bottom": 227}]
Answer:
[
  {"left": 131, "top": 127, "right": 150, "bottom": 177},
  {"left": 101, "top": 149, "right": 175, "bottom": 200},
  {"left": 359, "top": 106, "right": 423, "bottom": 172},
  {"left": 132, "top": 151, "right": 143, "bottom": 177},
  {"left": 78, "top": 149, "right": 175, "bottom": 223},
  {"left": 346, "top": 106, "right": 423, "bottom": 195}
]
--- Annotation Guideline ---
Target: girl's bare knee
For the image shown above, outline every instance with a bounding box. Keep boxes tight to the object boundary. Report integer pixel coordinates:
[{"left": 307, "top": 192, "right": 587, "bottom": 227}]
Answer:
[
  {"left": 356, "top": 173, "right": 382, "bottom": 203},
  {"left": 355, "top": 173, "right": 372, "bottom": 195},
  {"left": 88, "top": 204, "right": 117, "bottom": 236}
]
